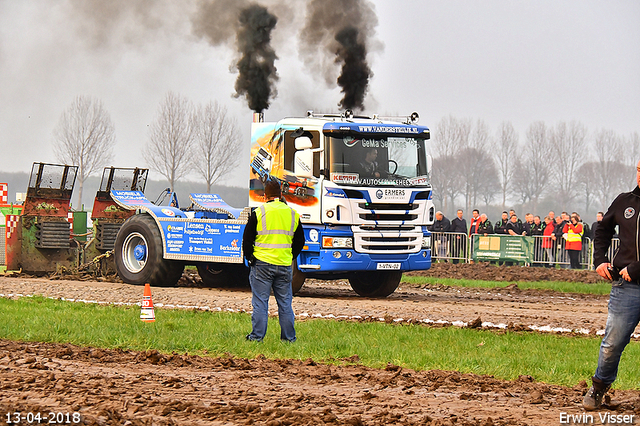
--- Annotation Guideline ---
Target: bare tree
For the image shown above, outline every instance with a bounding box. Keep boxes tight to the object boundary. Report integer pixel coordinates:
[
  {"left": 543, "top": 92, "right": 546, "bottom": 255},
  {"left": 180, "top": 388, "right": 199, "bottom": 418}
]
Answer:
[
  {"left": 511, "top": 122, "right": 551, "bottom": 211},
  {"left": 550, "top": 120, "right": 587, "bottom": 203},
  {"left": 628, "top": 131, "right": 640, "bottom": 167},
  {"left": 431, "top": 155, "right": 461, "bottom": 217},
  {"left": 53, "top": 95, "right": 115, "bottom": 208},
  {"left": 432, "top": 115, "right": 471, "bottom": 157},
  {"left": 576, "top": 162, "right": 597, "bottom": 215},
  {"left": 192, "top": 101, "right": 242, "bottom": 192},
  {"left": 494, "top": 121, "right": 519, "bottom": 209},
  {"left": 144, "top": 92, "right": 195, "bottom": 192},
  {"left": 592, "top": 129, "right": 634, "bottom": 211}
]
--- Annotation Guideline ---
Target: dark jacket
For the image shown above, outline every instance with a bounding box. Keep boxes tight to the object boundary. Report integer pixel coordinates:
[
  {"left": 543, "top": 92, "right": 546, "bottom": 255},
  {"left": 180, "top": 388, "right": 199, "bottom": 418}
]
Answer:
[
  {"left": 530, "top": 222, "right": 544, "bottom": 236},
  {"left": 506, "top": 221, "right": 524, "bottom": 236},
  {"left": 494, "top": 218, "right": 509, "bottom": 235},
  {"left": 476, "top": 220, "right": 493, "bottom": 235},
  {"left": 450, "top": 217, "right": 467, "bottom": 234},
  {"left": 554, "top": 220, "right": 567, "bottom": 240},
  {"left": 242, "top": 201, "right": 305, "bottom": 265},
  {"left": 430, "top": 216, "right": 451, "bottom": 233},
  {"left": 591, "top": 221, "right": 601, "bottom": 240},
  {"left": 594, "top": 186, "right": 640, "bottom": 280},
  {"left": 523, "top": 221, "right": 534, "bottom": 236}
]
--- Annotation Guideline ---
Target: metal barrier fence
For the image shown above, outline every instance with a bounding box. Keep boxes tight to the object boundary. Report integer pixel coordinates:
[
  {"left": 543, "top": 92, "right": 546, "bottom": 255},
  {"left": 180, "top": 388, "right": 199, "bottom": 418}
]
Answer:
[{"left": 431, "top": 231, "right": 620, "bottom": 270}]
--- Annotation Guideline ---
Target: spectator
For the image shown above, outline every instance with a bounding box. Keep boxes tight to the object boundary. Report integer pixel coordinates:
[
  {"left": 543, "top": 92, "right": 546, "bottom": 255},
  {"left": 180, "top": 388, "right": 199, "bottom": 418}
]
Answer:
[
  {"left": 549, "top": 211, "right": 556, "bottom": 222},
  {"left": 554, "top": 215, "right": 569, "bottom": 268},
  {"left": 476, "top": 214, "right": 493, "bottom": 235},
  {"left": 509, "top": 209, "right": 523, "bottom": 226},
  {"left": 450, "top": 209, "right": 468, "bottom": 264},
  {"left": 523, "top": 213, "right": 534, "bottom": 236},
  {"left": 506, "top": 214, "right": 525, "bottom": 236},
  {"left": 431, "top": 211, "right": 450, "bottom": 260},
  {"left": 494, "top": 211, "right": 510, "bottom": 235},
  {"left": 469, "top": 209, "right": 481, "bottom": 236},
  {"left": 591, "top": 212, "right": 604, "bottom": 240},
  {"left": 530, "top": 215, "right": 545, "bottom": 266},
  {"left": 563, "top": 212, "right": 584, "bottom": 269},
  {"left": 543, "top": 216, "right": 556, "bottom": 267}
]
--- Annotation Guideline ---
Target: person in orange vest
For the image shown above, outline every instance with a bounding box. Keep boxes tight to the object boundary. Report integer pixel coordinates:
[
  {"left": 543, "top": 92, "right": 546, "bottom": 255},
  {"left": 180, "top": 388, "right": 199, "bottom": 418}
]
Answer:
[
  {"left": 242, "top": 179, "right": 305, "bottom": 342},
  {"left": 562, "top": 212, "right": 583, "bottom": 269}
]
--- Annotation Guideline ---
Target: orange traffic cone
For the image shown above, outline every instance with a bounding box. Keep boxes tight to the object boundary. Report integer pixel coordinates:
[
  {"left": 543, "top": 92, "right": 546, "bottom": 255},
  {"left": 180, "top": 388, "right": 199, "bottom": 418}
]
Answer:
[{"left": 140, "top": 283, "right": 155, "bottom": 322}]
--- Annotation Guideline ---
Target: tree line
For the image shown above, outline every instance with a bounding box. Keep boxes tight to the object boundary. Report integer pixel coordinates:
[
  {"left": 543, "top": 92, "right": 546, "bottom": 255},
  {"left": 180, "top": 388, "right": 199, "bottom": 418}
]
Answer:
[
  {"left": 53, "top": 93, "right": 242, "bottom": 207},
  {"left": 429, "top": 115, "right": 639, "bottom": 218}
]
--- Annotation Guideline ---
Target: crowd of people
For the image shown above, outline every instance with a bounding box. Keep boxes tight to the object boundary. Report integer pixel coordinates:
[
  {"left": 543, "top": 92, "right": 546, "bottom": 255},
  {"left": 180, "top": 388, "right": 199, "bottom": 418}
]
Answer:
[{"left": 429, "top": 208, "right": 604, "bottom": 269}]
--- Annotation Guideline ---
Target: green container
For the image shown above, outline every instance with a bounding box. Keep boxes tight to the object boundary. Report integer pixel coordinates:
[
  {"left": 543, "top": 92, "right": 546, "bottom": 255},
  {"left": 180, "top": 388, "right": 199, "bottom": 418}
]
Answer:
[{"left": 72, "top": 210, "right": 88, "bottom": 242}]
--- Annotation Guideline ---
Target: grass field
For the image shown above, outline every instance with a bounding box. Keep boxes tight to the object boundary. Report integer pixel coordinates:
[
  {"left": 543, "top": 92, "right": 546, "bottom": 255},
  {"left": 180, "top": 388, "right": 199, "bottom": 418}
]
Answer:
[
  {"left": 1, "top": 296, "right": 639, "bottom": 389},
  {"left": 402, "top": 275, "right": 612, "bottom": 295}
]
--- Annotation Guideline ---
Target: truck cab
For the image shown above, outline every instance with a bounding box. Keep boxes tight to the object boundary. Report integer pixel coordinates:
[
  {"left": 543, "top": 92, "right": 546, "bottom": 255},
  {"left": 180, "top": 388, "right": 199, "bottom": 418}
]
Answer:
[{"left": 249, "top": 111, "right": 434, "bottom": 296}]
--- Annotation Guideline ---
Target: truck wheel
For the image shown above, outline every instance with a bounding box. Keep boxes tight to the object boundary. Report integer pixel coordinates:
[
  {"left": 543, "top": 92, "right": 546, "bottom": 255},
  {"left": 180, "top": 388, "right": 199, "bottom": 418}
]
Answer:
[
  {"left": 115, "top": 214, "right": 184, "bottom": 287},
  {"left": 197, "top": 263, "right": 249, "bottom": 288},
  {"left": 292, "top": 260, "right": 306, "bottom": 295},
  {"left": 348, "top": 271, "right": 402, "bottom": 297}
]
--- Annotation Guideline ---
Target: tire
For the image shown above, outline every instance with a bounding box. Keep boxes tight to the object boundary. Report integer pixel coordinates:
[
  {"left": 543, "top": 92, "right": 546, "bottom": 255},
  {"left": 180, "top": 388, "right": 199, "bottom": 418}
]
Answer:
[
  {"left": 292, "top": 260, "right": 306, "bottom": 295},
  {"left": 114, "top": 214, "right": 184, "bottom": 287},
  {"left": 348, "top": 271, "right": 402, "bottom": 297},
  {"left": 197, "top": 263, "right": 249, "bottom": 288}
]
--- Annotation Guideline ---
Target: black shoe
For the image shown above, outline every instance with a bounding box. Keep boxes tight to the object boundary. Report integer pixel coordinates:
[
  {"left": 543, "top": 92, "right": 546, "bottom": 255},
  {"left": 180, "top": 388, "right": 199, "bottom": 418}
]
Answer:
[{"left": 583, "top": 384, "right": 610, "bottom": 411}]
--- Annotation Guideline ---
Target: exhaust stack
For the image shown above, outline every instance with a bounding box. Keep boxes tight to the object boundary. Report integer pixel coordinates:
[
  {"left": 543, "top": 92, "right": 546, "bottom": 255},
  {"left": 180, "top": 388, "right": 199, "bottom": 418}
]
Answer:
[{"left": 253, "top": 112, "right": 264, "bottom": 123}]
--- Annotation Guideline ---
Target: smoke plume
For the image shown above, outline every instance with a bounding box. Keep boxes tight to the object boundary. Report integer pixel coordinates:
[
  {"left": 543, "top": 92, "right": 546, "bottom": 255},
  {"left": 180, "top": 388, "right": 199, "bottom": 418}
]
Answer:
[
  {"left": 193, "top": 1, "right": 279, "bottom": 113},
  {"left": 234, "top": 5, "right": 279, "bottom": 113},
  {"left": 335, "top": 27, "right": 371, "bottom": 110},
  {"left": 300, "top": 0, "right": 380, "bottom": 111}
]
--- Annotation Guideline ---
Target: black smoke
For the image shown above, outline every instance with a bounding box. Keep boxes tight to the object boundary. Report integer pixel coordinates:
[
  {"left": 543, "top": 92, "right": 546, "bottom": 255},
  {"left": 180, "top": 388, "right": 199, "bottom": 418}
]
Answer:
[
  {"left": 335, "top": 26, "right": 371, "bottom": 110},
  {"left": 234, "top": 5, "right": 279, "bottom": 113},
  {"left": 300, "top": 0, "right": 380, "bottom": 111},
  {"left": 193, "top": 1, "right": 279, "bottom": 113}
]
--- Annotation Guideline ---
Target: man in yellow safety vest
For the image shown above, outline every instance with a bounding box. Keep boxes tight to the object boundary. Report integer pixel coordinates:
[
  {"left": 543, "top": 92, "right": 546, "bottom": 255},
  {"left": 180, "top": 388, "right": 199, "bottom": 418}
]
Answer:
[{"left": 242, "top": 178, "right": 305, "bottom": 342}]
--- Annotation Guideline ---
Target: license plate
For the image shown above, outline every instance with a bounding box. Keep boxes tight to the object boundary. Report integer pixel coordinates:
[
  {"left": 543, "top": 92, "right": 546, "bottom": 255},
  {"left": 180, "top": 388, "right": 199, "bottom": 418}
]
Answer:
[{"left": 376, "top": 263, "right": 401, "bottom": 270}]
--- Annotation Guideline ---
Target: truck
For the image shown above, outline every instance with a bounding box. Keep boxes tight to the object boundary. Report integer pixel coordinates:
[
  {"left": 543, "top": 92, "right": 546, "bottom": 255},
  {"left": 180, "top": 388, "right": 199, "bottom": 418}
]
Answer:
[{"left": 112, "top": 110, "right": 435, "bottom": 297}]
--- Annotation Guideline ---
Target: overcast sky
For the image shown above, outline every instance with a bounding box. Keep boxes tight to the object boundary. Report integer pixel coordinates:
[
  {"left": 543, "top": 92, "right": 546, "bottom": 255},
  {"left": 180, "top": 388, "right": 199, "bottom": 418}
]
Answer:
[{"left": 1, "top": 0, "right": 638, "bottom": 188}]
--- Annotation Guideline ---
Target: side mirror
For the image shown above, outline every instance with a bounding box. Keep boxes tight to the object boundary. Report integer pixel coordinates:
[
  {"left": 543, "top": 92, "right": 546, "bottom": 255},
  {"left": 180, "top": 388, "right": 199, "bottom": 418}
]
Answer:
[{"left": 295, "top": 136, "right": 313, "bottom": 150}]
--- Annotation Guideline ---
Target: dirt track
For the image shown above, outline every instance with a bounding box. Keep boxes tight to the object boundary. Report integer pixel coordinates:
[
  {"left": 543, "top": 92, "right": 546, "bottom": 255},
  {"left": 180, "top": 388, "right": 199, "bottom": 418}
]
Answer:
[{"left": 2, "top": 263, "right": 640, "bottom": 425}]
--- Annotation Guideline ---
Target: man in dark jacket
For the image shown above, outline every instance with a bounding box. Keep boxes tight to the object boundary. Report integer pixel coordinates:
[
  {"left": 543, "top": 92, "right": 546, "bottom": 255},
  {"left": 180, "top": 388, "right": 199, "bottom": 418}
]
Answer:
[
  {"left": 583, "top": 160, "right": 640, "bottom": 410},
  {"left": 476, "top": 214, "right": 493, "bottom": 235},
  {"left": 530, "top": 215, "right": 545, "bottom": 266},
  {"left": 590, "top": 211, "right": 604, "bottom": 240},
  {"left": 506, "top": 214, "right": 525, "bottom": 236},
  {"left": 450, "top": 209, "right": 468, "bottom": 263},
  {"left": 430, "top": 211, "right": 450, "bottom": 260},
  {"left": 494, "top": 211, "right": 509, "bottom": 234}
]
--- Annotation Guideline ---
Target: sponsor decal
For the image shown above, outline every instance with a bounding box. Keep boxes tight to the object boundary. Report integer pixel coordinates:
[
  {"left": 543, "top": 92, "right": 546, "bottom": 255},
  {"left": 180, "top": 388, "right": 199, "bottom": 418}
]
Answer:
[
  {"left": 161, "top": 208, "right": 175, "bottom": 217},
  {"left": 625, "top": 207, "right": 635, "bottom": 219},
  {"left": 309, "top": 229, "right": 319, "bottom": 242},
  {"left": 376, "top": 189, "right": 384, "bottom": 199},
  {"left": 331, "top": 173, "right": 359, "bottom": 185},
  {"left": 220, "top": 239, "right": 241, "bottom": 252},
  {"left": 343, "top": 137, "right": 358, "bottom": 147}
]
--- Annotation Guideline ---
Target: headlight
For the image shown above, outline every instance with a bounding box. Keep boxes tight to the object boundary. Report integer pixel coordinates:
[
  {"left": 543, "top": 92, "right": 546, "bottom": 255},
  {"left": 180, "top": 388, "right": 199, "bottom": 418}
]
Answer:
[
  {"left": 422, "top": 236, "right": 431, "bottom": 248},
  {"left": 322, "top": 237, "right": 353, "bottom": 248}
]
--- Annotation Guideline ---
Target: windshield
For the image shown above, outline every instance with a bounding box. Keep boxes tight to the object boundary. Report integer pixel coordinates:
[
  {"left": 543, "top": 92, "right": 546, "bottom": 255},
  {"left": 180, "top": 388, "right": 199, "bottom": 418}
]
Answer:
[{"left": 327, "top": 136, "right": 430, "bottom": 187}]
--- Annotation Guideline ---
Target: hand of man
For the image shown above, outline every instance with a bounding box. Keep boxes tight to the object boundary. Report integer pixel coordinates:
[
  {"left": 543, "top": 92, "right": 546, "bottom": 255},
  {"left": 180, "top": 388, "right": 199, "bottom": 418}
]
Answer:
[
  {"left": 596, "top": 262, "right": 612, "bottom": 280},
  {"left": 621, "top": 267, "right": 632, "bottom": 282}
]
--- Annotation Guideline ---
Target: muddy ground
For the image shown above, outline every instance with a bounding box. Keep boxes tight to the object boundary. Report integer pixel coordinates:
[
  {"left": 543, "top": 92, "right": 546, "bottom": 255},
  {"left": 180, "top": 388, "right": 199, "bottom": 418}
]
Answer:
[{"left": 2, "top": 263, "right": 637, "bottom": 425}]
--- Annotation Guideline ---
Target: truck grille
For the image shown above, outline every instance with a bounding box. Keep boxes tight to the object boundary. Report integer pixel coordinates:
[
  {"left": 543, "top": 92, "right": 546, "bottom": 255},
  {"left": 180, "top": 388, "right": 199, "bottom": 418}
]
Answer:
[
  {"left": 353, "top": 225, "right": 422, "bottom": 254},
  {"left": 356, "top": 202, "right": 421, "bottom": 224}
]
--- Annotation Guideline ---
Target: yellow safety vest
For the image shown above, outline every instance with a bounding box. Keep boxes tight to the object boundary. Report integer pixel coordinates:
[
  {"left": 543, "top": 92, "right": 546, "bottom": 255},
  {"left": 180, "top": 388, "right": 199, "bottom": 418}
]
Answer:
[
  {"left": 254, "top": 200, "right": 300, "bottom": 266},
  {"left": 566, "top": 223, "right": 583, "bottom": 243}
]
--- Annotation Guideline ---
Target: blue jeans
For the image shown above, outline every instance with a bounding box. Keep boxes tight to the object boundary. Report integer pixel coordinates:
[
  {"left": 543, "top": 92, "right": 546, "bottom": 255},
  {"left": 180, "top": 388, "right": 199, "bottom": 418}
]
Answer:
[
  {"left": 247, "top": 260, "right": 296, "bottom": 342},
  {"left": 594, "top": 279, "right": 640, "bottom": 385}
]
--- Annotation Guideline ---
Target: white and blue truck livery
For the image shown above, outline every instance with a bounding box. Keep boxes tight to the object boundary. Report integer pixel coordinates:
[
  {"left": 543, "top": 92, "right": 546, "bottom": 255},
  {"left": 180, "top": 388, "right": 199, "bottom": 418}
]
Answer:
[{"left": 112, "top": 110, "right": 435, "bottom": 297}]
